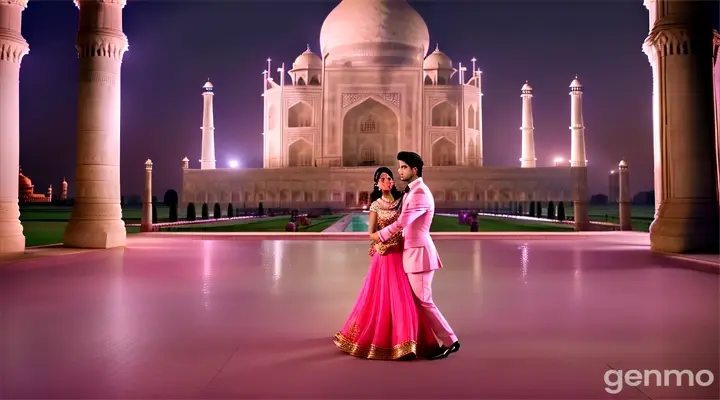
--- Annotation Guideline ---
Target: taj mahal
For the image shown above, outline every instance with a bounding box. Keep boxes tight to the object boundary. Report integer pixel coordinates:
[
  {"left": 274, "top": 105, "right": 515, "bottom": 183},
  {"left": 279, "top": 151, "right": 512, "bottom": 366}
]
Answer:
[
  {"left": 180, "top": 0, "right": 588, "bottom": 212},
  {"left": 0, "top": 0, "right": 717, "bottom": 255}
]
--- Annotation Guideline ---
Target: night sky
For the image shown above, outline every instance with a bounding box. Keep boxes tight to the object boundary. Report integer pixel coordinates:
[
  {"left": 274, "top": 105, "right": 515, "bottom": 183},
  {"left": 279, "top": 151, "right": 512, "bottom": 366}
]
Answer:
[{"left": 17, "top": 0, "right": 713, "bottom": 198}]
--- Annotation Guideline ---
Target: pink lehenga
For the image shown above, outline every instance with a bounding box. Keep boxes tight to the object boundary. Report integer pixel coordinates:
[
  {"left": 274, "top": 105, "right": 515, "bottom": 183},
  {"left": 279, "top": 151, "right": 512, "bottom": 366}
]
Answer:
[{"left": 333, "top": 197, "right": 439, "bottom": 360}]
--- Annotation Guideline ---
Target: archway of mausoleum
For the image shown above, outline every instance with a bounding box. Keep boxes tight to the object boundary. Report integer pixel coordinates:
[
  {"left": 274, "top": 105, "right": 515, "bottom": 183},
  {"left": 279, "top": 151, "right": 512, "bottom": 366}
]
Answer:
[
  {"left": 431, "top": 101, "right": 457, "bottom": 127},
  {"left": 344, "top": 192, "right": 355, "bottom": 207},
  {"left": 267, "top": 105, "right": 277, "bottom": 131},
  {"left": 467, "top": 105, "right": 476, "bottom": 130},
  {"left": 431, "top": 137, "right": 457, "bottom": 166},
  {"left": 358, "top": 191, "right": 370, "bottom": 206},
  {"left": 287, "top": 101, "right": 313, "bottom": 128},
  {"left": 342, "top": 97, "right": 399, "bottom": 167},
  {"left": 288, "top": 139, "right": 313, "bottom": 167}
]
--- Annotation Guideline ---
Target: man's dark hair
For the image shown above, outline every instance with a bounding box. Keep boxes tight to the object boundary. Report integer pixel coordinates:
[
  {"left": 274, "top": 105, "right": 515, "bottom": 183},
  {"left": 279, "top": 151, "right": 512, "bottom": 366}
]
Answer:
[{"left": 397, "top": 151, "right": 424, "bottom": 177}]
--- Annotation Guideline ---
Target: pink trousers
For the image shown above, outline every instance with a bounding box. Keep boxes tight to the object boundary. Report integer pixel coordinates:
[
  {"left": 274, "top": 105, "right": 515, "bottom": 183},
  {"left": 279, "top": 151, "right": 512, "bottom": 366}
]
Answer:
[{"left": 406, "top": 270, "right": 458, "bottom": 347}]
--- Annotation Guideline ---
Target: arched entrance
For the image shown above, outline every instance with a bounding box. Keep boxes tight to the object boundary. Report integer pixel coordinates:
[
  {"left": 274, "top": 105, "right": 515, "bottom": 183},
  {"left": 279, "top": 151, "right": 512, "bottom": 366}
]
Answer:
[
  {"left": 288, "top": 139, "right": 312, "bottom": 167},
  {"left": 342, "top": 97, "right": 399, "bottom": 167}
]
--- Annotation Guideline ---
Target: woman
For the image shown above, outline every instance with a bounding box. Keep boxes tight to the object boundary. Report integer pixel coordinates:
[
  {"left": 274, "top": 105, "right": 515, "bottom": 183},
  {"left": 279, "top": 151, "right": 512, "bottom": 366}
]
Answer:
[{"left": 333, "top": 167, "right": 439, "bottom": 360}]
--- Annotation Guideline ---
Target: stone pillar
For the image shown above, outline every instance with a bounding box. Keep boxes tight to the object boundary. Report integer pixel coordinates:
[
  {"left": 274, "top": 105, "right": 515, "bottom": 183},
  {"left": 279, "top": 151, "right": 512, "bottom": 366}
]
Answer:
[
  {"left": 644, "top": 0, "right": 720, "bottom": 253},
  {"left": 569, "top": 75, "right": 587, "bottom": 168},
  {"left": 63, "top": 0, "right": 129, "bottom": 249},
  {"left": 568, "top": 74, "right": 589, "bottom": 230},
  {"left": 141, "top": 159, "right": 153, "bottom": 232},
  {"left": 200, "top": 80, "right": 216, "bottom": 170},
  {"left": 520, "top": 81, "right": 536, "bottom": 168},
  {"left": 571, "top": 166, "right": 590, "bottom": 231},
  {"left": 61, "top": 178, "right": 68, "bottom": 201},
  {"left": 714, "top": 32, "right": 720, "bottom": 203},
  {"left": 0, "top": 0, "right": 29, "bottom": 255},
  {"left": 618, "top": 160, "right": 632, "bottom": 231}
]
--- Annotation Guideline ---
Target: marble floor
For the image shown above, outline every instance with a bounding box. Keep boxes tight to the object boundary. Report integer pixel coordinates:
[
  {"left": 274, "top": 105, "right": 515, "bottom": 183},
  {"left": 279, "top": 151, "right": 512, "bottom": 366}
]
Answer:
[{"left": 0, "top": 236, "right": 718, "bottom": 399}]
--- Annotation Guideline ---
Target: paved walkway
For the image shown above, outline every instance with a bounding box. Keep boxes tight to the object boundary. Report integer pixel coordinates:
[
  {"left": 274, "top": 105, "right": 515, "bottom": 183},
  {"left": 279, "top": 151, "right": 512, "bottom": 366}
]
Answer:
[{"left": 0, "top": 235, "right": 717, "bottom": 398}]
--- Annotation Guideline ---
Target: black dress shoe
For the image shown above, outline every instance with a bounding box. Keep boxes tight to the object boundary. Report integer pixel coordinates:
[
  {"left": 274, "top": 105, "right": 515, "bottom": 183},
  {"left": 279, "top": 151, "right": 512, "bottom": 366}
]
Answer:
[{"left": 430, "top": 341, "right": 460, "bottom": 360}]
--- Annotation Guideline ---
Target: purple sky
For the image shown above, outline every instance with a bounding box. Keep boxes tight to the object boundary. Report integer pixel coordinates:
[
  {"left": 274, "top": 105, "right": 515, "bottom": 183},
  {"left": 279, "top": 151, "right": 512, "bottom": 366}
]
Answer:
[{"left": 19, "top": 0, "right": 708, "bottom": 199}]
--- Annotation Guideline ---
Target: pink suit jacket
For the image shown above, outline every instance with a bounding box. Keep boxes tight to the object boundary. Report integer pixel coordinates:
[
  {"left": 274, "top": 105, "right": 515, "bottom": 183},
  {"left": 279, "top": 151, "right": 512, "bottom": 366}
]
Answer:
[{"left": 378, "top": 178, "right": 443, "bottom": 274}]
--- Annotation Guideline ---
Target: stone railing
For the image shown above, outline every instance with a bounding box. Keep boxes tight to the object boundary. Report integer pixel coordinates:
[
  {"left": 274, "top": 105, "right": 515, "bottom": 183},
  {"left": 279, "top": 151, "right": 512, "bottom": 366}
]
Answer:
[
  {"left": 126, "top": 215, "right": 265, "bottom": 229},
  {"left": 322, "top": 213, "right": 355, "bottom": 232}
]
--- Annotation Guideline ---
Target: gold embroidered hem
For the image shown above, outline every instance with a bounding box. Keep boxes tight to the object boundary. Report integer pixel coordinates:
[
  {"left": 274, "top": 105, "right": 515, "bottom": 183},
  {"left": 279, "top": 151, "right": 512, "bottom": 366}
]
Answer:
[{"left": 333, "top": 332, "right": 420, "bottom": 360}]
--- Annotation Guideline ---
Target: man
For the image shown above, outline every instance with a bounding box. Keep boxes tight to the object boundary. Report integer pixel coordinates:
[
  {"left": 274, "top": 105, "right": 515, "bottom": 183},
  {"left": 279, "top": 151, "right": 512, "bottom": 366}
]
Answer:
[{"left": 369, "top": 151, "right": 460, "bottom": 359}]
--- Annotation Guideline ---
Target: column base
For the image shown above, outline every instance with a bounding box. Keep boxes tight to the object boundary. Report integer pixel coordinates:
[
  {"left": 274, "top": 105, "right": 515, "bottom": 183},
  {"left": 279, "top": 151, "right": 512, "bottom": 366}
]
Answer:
[
  {"left": 0, "top": 212, "right": 25, "bottom": 254},
  {"left": 573, "top": 201, "right": 590, "bottom": 231},
  {"left": 63, "top": 219, "right": 127, "bottom": 249},
  {"left": 619, "top": 202, "right": 632, "bottom": 231},
  {"left": 0, "top": 232, "right": 25, "bottom": 254},
  {"left": 649, "top": 200, "right": 720, "bottom": 254}
]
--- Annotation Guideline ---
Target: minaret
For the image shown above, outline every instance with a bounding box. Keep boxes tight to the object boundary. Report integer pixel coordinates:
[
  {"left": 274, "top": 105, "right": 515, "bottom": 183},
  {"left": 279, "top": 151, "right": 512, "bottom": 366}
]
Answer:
[
  {"left": 568, "top": 74, "right": 589, "bottom": 231},
  {"left": 618, "top": 159, "right": 631, "bottom": 231},
  {"left": 569, "top": 74, "right": 587, "bottom": 167},
  {"left": 519, "top": 81, "right": 536, "bottom": 168},
  {"left": 141, "top": 159, "right": 153, "bottom": 232},
  {"left": 63, "top": 0, "right": 129, "bottom": 249},
  {"left": 61, "top": 177, "right": 68, "bottom": 201},
  {"left": 0, "top": 0, "right": 30, "bottom": 254},
  {"left": 200, "top": 79, "right": 216, "bottom": 170},
  {"left": 47, "top": 185, "right": 52, "bottom": 202}
]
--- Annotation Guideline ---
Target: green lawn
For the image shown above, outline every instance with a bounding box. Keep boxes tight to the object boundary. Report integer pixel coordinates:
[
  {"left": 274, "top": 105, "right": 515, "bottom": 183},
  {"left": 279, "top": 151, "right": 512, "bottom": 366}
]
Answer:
[
  {"left": 17, "top": 202, "right": 653, "bottom": 247},
  {"left": 566, "top": 204, "right": 654, "bottom": 231},
  {"left": 21, "top": 222, "right": 141, "bottom": 247}
]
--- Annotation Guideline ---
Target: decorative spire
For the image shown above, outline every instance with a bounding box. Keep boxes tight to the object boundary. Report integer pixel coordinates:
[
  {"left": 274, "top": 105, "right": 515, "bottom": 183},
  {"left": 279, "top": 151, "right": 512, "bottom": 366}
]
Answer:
[
  {"left": 434, "top": 43, "right": 440, "bottom": 52},
  {"left": 306, "top": 44, "right": 311, "bottom": 52}
]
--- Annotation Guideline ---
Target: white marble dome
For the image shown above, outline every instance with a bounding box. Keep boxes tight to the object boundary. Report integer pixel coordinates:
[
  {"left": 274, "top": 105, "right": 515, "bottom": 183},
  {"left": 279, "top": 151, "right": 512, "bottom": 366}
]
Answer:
[
  {"left": 292, "top": 46, "right": 322, "bottom": 70},
  {"left": 319, "top": 0, "right": 430, "bottom": 63},
  {"left": 423, "top": 46, "right": 453, "bottom": 70}
]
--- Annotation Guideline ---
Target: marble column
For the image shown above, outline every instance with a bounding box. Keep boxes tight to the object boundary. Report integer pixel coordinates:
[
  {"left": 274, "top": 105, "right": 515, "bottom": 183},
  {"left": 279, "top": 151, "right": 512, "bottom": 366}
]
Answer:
[
  {"left": 200, "top": 80, "right": 216, "bottom": 170},
  {"left": 0, "top": 0, "right": 29, "bottom": 255},
  {"left": 60, "top": 178, "right": 68, "bottom": 201},
  {"left": 568, "top": 76, "right": 589, "bottom": 230},
  {"left": 618, "top": 160, "right": 632, "bottom": 231},
  {"left": 569, "top": 75, "right": 587, "bottom": 168},
  {"left": 141, "top": 159, "right": 152, "bottom": 233},
  {"left": 519, "top": 81, "right": 536, "bottom": 168},
  {"left": 63, "top": 0, "right": 129, "bottom": 249},
  {"left": 643, "top": 0, "right": 720, "bottom": 253}
]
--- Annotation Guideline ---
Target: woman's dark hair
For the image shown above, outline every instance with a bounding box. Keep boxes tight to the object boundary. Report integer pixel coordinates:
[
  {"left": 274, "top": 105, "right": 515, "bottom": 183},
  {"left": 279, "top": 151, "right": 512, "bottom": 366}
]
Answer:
[{"left": 370, "top": 167, "right": 403, "bottom": 205}]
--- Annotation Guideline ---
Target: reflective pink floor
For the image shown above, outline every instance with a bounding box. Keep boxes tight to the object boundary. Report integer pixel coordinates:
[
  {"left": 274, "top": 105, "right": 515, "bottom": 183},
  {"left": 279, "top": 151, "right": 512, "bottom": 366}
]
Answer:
[{"left": 1, "top": 236, "right": 718, "bottom": 399}]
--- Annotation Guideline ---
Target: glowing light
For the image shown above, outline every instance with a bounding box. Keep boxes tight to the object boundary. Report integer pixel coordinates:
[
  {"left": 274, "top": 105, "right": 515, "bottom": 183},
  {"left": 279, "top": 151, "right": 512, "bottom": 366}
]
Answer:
[
  {"left": 228, "top": 160, "right": 239, "bottom": 168},
  {"left": 519, "top": 243, "right": 529, "bottom": 283},
  {"left": 610, "top": 170, "right": 616, "bottom": 174},
  {"left": 202, "top": 240, "right": 213, "bottom": 309},
  {"left": 473, "top": 240, "right": 482, "bottom": 293},
  {"left": 554, "top": 157, "right": 565, "bottom": 167}
]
